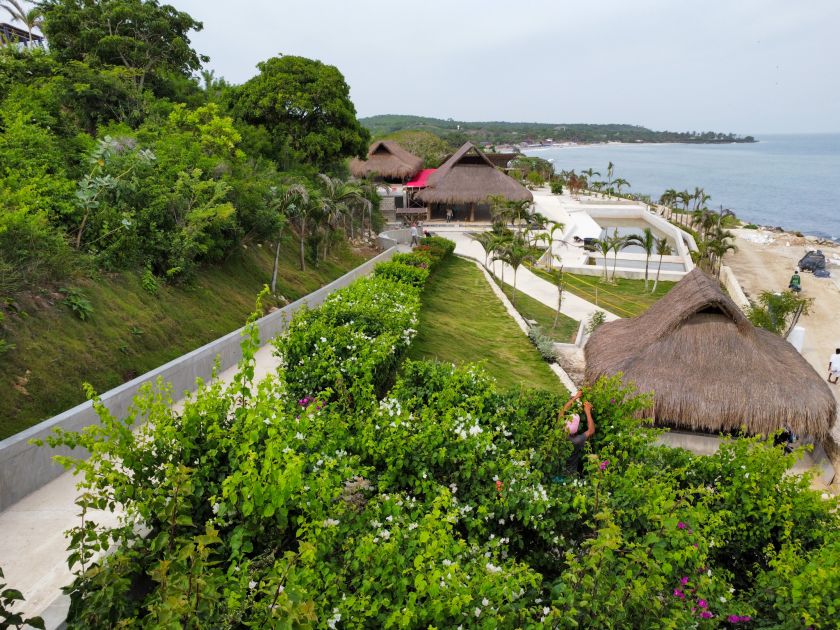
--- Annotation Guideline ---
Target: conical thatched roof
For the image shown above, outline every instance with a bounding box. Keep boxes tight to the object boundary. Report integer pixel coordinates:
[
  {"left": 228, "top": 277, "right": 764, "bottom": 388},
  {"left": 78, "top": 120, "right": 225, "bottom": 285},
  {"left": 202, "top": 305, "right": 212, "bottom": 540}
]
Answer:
[
  {"left": 584, "top": 269, "right": 836, "bottom": 438},
  {"left": 415, "top": 142, "right": 533, "bottom": 205},
  {"left": 349, "top": 141, "right": 423, "bottom": 180}
]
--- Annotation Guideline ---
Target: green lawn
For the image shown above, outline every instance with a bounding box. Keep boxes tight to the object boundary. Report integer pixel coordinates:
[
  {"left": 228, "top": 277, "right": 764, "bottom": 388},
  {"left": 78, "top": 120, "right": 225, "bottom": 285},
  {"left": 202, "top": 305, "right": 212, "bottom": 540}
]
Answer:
[
  {"left": 529, "top": 265, "right": 675, "bottom": 318},
  {"left": 0, "top": 241, "right": 373, "bottom": 439},
  {"left": 408, "top": 256, "right": 563, "bottom": 392},
  {"left": 493, "top": 278, "right": 579, "bottom": 343}
]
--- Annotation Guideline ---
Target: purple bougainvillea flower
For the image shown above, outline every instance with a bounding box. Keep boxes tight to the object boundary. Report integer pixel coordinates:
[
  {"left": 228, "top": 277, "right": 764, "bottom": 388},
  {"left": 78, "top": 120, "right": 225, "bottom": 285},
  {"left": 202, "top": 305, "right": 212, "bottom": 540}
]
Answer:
[
  {"left": 677, "top": 521, "right": 687, "bottom": 529},
  {"left": 673, "top": 589, "right": 685, "bottom": 599},
  {"left": 740, "top": 617, "right": 752, "bottom": 623},
  {"left": 680, "top": 576, "right": 689, "bottom": 586},
  {"left": 700, "top": 611, "right": 713, "bottom": 619},
  {"left": 697, "top": 599, "right": 708, "bottom": 608},
  {"left": 610, "top": 398, "right": 616, "bottom": 404},
  {"left": 599, "top": 460, "right": 609, "bottom": 471},
  {"left": 728, "top": 615, "right": 740, "bottom": 623}
]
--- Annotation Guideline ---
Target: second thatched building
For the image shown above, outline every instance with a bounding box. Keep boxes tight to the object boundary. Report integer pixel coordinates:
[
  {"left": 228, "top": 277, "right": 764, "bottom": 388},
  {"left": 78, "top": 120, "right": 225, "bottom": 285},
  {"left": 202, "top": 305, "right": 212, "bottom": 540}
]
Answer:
[{"left": 584, "top": 268, "right": 836, "bottom": 439}]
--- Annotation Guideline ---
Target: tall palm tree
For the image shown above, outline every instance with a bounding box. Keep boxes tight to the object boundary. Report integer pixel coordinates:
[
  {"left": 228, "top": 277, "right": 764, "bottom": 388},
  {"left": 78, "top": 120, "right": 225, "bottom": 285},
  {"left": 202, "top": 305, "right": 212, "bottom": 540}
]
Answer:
[
  {"left": 595, "top": 238, "right": 611, "bottom": 281},
  {"left": 552, "top": 265, "right": 565, "bottom": 333},
  {"left": 625, "top": 227, "right": 656, "bottom": 290},
  {"left": 1, "top": 0, "right": 42, "bottom": 44},
  {"left": 608, "top": 229, "right": 627, "bottom": 282},
  {"left": 660, "top": 188, "right": 678, "bottom": 220},
  {"left": 267, "top": 184, "right": 307, "bottom": 293},
  {"left": 677, "top": 190, "right": 692, "bottom": 226},
  {"left": 652, "top": 237, "right": 673, "bottom": 292},
  {"left": 318, "top": 174, "right": 365, "bottom": 260},
  {"left": 613, "top": 177, "right": 630, "bottom": 197},
  {"left": 582, "top": 168, "right": 600, "bottom": 195},
  {"left": 546, "top": 221, "right": 565, "bottom": 270},
  {"left": 493, "top": 237, "right": 533, "bottom": 307},
  {"left": 469, "top": 231, "right": 496, "bottom": 269},
  {"left": 605, "top": 161, "right": 616, "bottom": 197},
  {"left": 706, "top": 227, "right": 737, "bottom": 277}
]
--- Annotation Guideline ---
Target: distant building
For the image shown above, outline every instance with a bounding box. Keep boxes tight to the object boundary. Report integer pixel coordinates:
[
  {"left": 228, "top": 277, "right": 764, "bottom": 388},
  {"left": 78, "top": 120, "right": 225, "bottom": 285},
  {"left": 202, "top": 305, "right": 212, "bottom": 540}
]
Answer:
[{"left": 0, "top": 22, "right": 45, "bottom": 48}]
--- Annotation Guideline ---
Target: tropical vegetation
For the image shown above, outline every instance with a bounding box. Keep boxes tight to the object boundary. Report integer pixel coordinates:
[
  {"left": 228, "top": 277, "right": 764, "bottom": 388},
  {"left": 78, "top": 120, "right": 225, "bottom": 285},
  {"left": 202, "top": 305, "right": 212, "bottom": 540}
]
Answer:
[{"left": 36, "top": 238, "right": 839, "bottom": 628}]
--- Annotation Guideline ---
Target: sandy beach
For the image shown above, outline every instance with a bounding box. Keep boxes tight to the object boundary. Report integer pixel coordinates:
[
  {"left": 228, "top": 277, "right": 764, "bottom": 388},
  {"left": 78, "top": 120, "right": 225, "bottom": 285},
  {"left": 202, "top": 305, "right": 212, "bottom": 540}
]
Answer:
[{"left": 726, "top": 228, "right": 840, "bottom": 483}]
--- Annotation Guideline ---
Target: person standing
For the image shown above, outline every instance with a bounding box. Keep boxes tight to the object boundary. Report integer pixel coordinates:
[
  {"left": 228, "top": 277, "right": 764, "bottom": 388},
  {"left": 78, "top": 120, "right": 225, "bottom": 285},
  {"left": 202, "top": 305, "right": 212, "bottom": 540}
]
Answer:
[
  {"left": 828, "top": 348, "right": 840, "bottom": 384},
  {"left": 789, "top": 269, "right": 801, "bottom": 293},
  {"left": 557, "top": 389, "right": 596, "bottom": 476},
  {"left": 410, "top": 222, "right": 419, "bottom": 246},
  {"left": 446, "top": 208, "right": 453, "bottom": 223}
]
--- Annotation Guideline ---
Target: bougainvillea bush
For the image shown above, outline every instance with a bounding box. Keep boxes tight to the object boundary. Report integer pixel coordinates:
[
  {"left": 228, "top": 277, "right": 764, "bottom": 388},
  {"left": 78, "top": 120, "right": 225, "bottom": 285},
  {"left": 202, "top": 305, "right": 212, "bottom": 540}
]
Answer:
[{"left": 42, "top": 245, "right": 839, "bottom": 628}]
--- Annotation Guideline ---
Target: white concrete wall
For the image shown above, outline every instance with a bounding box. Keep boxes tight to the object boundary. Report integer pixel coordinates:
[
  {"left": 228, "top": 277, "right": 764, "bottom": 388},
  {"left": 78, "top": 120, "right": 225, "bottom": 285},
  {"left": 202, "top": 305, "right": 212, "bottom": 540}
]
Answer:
[{"left": 0, "top": 248, "right": 398, "bottom": 511}]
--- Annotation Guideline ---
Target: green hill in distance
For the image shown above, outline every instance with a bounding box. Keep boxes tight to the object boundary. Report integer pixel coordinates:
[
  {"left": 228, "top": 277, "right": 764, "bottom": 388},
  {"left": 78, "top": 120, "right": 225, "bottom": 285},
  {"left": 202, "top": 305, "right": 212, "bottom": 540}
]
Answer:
[{"left": 361, "top": 114, "right": 756, "bottom": 146}]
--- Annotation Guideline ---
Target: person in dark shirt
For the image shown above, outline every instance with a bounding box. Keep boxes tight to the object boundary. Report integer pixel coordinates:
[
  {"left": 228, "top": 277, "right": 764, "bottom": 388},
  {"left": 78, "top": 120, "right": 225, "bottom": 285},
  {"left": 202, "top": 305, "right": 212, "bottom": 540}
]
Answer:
[{"left": 557, "top": 389, "right": 596, "bottom": 476}]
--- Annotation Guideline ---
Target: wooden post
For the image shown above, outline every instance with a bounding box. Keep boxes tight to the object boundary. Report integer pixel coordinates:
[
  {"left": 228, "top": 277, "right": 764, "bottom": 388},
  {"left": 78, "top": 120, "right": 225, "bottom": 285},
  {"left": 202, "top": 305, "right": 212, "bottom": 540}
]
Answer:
[{"left": 470, "top": 203, "right": 475, "bottom": 222}]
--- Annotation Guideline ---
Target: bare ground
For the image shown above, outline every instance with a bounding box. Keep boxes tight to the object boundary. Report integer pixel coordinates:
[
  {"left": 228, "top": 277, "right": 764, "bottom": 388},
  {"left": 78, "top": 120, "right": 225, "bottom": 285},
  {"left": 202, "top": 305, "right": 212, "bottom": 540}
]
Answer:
[{"left": 726, "top": 230, "right": 840, "bottom": 490}]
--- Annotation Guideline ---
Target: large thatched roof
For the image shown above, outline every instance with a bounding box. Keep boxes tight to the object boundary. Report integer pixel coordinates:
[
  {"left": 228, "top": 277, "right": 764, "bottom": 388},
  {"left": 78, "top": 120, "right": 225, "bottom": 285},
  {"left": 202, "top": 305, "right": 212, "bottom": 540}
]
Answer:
[
  {"left": 349, "top": 141, "right": 423, "bottom": 180},
  {"left": 584, "top": 269, "right": 836, "bottom": 438},
  {"left": 416, "top": 143, "right": 533, "bottom": 205}
]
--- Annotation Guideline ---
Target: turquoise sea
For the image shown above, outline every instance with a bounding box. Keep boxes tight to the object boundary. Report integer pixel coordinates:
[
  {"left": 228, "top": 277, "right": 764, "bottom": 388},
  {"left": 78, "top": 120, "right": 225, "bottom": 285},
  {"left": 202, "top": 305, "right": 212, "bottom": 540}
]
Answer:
[{"left": 525, "top": 133, "right": 840, "bottom": 242}]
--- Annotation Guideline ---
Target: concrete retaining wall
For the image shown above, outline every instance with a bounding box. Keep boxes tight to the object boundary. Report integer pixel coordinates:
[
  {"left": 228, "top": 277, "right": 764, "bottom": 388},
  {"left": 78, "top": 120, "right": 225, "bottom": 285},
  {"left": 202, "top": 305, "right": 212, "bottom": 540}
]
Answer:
[
  {"left": 0, "top": 248, "right": 397, "bottom": 511},
  {"left": 377, "top": 228, "right": 411, "bottom": 250},
  {"left": 720, "top": 264, "right": 751, "bottom": 310}
]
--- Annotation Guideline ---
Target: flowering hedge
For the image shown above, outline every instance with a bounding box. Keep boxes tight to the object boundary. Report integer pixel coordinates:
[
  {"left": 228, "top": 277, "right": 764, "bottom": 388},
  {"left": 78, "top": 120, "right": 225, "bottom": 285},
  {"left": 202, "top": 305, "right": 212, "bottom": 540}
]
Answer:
[{"left": 40, "top": 238, "right": 840, "bottom": 628}]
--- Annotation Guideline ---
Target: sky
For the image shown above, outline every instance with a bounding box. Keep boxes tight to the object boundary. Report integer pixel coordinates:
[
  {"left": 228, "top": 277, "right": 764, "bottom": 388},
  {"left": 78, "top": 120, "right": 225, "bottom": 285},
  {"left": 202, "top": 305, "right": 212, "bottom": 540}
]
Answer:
[{"left": 174, "top": 0, "right": 839, "bottom": 135}]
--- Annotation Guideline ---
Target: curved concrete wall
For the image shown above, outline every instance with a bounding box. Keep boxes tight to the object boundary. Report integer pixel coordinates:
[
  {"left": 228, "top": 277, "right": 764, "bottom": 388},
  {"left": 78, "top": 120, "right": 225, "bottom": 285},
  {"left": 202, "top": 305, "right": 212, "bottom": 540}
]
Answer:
[{"left": 0, "top": 248, "right": 397, "bottom": 511}]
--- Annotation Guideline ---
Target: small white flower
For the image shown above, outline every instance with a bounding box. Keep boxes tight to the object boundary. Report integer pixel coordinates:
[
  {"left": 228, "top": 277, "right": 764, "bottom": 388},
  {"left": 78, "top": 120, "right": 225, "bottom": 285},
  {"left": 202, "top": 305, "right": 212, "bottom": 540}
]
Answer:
[
  {"left": 408, "top": 522, "right": 418, "bottom": 530},
  {"left": 482, "top": 597, "right": 489, "bottom": 607},
  {"left": 295, "top": 432, "right": 305, "bottom": 440},
  {"left": 543, "top": 606, "right": 550, "bottom": 615},
  {"left": 323, "top": 518, "right": 340, "bottom": 527},
  {"left": 474, "top": 607, "right": 482, "bottom": 618},
  {"left": 249, "top": 580, "right": 257, "bottom": 590},
  {"left": 719, "top": 596, "right": 726, "bottom": 603},
  {"left": 212, "top": 502, "right": 220, "bottom": 515},
  {"left": 707, "top": 569, "right": 712, "bottom": 577}
]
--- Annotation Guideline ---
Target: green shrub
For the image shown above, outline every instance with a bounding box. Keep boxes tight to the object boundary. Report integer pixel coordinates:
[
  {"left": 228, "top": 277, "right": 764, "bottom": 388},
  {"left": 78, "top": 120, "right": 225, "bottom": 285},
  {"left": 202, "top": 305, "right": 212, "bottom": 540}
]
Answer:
[
  {"left": 373, "top": 260, "right": 429, "bottom": 287},
  {"left": 392, "top": 251, "right": 432, "bottom": 269},
  {"left": 744, "top": 223, "right": 759, "bottom": 229},
  {"left": 140, "top": 268, "right": 159, "bottom": 295},
  {"left": 38, "top": 274, "right": 840, "bottom": 628},
  {"left": 550, "top": 180, "right": 563, "bottom": 194},
  {"left": 61, "top": 288, "right": 94, "bottom": 321},
  {"left": 586, "top": 309, "right": 607, "bottom": 333},
  {"left": 0, "top": 565, "right": 45, "bottom": 630},
  {"left": 527, "top": 324, "right": 556, "bottom": 362}
]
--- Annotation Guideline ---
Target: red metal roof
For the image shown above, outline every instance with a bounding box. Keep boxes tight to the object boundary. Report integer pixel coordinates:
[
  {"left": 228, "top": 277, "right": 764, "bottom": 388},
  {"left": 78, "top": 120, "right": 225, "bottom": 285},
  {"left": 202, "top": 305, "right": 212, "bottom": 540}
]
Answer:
[{"left": 404, "top": 168, "right": 436, "bottom": 188}]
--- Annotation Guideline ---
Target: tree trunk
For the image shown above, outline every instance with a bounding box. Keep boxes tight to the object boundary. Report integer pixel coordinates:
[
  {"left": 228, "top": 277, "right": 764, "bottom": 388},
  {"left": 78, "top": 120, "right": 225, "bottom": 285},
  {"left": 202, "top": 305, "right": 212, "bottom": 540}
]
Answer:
[
  {"left": 470, "top": 203, "right": 475, "bottom": 222},
  {"left": 299, "top": 218, "right": 306, "bottom": 271},
  {"left": 644, "top": 255, "right": 650, "bottom": 291},
  {"left": 552, "top": 268, "right": 564, "bottom": 333},
  {"left": 271, "top": 235, "right": 283, "bottom": 294},
  {"left": 512, "top": 269, "right": 517, "bottom": 307},
  {"left": 653, "top": 255, "right": 663, "bottom": 292}
]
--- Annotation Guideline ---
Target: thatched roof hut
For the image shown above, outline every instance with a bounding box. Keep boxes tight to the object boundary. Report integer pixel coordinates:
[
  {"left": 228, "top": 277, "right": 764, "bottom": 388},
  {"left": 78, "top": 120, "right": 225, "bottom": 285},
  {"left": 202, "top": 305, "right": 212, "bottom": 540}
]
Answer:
[
  {"left": 416, "top": 143, "right": 533, "bottom": 205},
  {"left": 349, "top": 141, "right": 423, "bottom": 181},
  {"left": 584, "top": 269, "right": 836, "bottom": 438}
]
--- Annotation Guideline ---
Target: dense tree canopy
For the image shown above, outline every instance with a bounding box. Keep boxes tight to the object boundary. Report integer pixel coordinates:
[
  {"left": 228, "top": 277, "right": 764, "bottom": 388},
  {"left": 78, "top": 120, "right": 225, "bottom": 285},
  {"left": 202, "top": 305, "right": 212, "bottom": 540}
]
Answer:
[
  {"left": 231, "top": 55, "right": 370, "bottom": 170},
  {"left": 37, "top": 0, "right": 207, "bottom": 91}
]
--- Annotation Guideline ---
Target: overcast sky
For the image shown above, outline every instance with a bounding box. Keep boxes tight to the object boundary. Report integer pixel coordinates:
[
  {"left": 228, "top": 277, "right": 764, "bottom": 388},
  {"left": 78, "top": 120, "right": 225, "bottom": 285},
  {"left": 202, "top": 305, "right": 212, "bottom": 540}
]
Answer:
[{"left": 176, "top": 0, "right": 839, "bottom": 135}]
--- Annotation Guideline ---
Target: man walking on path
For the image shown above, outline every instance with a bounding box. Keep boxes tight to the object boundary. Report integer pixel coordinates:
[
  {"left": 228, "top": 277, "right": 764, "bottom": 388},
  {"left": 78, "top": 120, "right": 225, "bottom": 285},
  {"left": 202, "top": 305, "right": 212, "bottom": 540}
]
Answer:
[
  {"left": 829, "top": 348, "right": 840, "bottom": 384},
  {"left": 410, "top": 222, "right": 419, "bottom": 246}
]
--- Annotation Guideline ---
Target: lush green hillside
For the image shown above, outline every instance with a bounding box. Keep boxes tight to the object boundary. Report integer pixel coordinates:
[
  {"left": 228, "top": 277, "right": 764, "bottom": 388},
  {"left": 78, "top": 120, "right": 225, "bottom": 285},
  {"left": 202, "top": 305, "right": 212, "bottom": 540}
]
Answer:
[
  {"left": 362, "top": 114, "right": 756, "bottom": 146},
  {"left": 0, "top": 240, "right": 374, "bottom": 439}
]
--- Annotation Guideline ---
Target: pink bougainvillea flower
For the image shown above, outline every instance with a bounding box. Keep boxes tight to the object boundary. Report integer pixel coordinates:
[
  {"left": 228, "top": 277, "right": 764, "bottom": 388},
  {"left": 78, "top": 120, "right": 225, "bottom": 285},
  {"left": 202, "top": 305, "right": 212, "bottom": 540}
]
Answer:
[
  {"left": 677, "top": 522, "right": 687, "bottom": 529},
  {"left": 728, "top": 615, "right": 739, "bottom": 623},
  {"left": 697, "top": 599, "right": 708, "bottom": 608},
  {"left": 700, "top": 611, "right": 713, "bottom": 619},
  {"left": 680, "top": 576, "right": 689, "bottom": 586},
  {"left": 673, "top": 589, "right": 685, "bottom": 599},
  {"left": 599, "top": 460, "right": 609, "bottom": 471}
]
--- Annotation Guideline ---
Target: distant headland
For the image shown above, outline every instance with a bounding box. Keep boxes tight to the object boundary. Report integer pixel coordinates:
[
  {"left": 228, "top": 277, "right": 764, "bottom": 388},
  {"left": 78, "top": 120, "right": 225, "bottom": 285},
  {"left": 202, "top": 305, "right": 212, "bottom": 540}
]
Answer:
[{"left": 360, "top": 114, "right": 757, "bottom": 149}]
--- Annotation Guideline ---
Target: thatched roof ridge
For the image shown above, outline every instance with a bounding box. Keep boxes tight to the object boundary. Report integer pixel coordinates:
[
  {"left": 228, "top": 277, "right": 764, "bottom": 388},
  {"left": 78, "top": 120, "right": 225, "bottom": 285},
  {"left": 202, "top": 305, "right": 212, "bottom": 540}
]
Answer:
[
  {"left": 416, "top": 142, "right": 533, "bottom": 205},
  {"left": 349, "top": 141, "right": 422, "bottom": 180},
  {"left": 584, "top": 269, "right": 836, "bottom": 438}
]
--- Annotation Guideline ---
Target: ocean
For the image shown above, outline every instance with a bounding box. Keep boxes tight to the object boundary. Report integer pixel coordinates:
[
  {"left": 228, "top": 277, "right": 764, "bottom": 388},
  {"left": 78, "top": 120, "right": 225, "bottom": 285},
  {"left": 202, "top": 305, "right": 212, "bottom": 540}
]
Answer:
[{"left": 524, "top": 133, "right": 840, "bottom": 242}]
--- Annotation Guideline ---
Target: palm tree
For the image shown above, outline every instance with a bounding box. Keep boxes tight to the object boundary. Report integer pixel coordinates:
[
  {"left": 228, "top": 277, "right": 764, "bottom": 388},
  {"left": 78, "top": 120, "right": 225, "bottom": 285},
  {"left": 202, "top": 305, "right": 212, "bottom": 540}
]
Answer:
[
  {"left": 625, "top": 227, "right": 655, "bottom": 290},
  {"left": 552, "top": 265, "right": 565, "bottom": 333},
  {"left": 488, "top": 232, "right": 513, "bottom": 282},
  {"left": 469, "top": 231, "right": 496, "bottom": 269},
  {"left": 289, "top": 191, "right": 321, "bottom": 272},
  {"left": 677, "top": 190, "right": 692, "bottom": 226},
  {"left": 660, "top": 188, "right": 678, "bottom": 220},
  {"left": 318, "top": 174, "right": 365, "bottom": 260},
  {"left": 582, "top": 168, "right": 600, "bottom": 195},
  {"left": 546, "top": 221, "right": 565, "bottom": 270},
  {"left": 493, "top": 237, "right": 533, "bottom": 307},
  {"left": 267, "top": 184, "right": 307, "bottom": 293},
  {"left": 608, "top": 229, "right": 627, "bottom": 282},
  {"left": 1, "top": 0, "right": 42, "bottom": 44},
  {"left": 613, "top": 177, "right": 630, "bottom": 197},
  {"left": 706, "top": 227, "right": 737, "bottom": 277},
  {"left": 605, "top": 161, "right": 615, "bottom": 196},
  {"left": 652, "top": 237, "right": 673, "bottom": 292},
  {"left": 595, "top": 238, "right": 611, "bottom": 281},
  {"left": 487, "top": 194, "right": 513, "bottom": 227}
]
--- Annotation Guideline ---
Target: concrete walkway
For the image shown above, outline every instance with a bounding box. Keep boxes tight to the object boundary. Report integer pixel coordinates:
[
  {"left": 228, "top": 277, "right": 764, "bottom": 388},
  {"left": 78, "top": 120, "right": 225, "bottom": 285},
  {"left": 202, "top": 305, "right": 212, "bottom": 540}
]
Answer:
[{"left": 0, "top": 344, "right": 282, "bottom": 625}]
